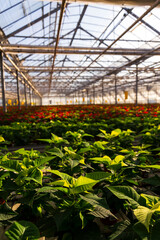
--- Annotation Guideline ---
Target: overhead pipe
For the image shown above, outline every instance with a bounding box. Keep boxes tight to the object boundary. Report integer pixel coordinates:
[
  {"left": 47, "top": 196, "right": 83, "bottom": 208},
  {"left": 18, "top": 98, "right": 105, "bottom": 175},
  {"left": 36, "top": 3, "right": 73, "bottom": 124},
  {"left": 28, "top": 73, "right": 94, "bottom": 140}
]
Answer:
[
  {"left": 4, "top": 49, "right": 160, "bottom": 56},
  {"left": 0, "top": 47, "right": 41, "bottom": 98},
  {"left": 2, "top": 44, "right": 160, "bottom": 56},
  {"left": 135, "top": 64, "right": 138, "bottom": 105},
  {"left": 0, "top": 51, "right": 7, "bottom": 112},
  {"left": 16, "top": 70, "right": 21, "bottom": 110},
  {"left": 67, "top": 0, "right": 160, "bottom": 95},
  {"left": 44, "top": 0, "right": 159, "bottom": 7},
  {"left": 49, "top": 0, "right": 67, "bottom": 92}
]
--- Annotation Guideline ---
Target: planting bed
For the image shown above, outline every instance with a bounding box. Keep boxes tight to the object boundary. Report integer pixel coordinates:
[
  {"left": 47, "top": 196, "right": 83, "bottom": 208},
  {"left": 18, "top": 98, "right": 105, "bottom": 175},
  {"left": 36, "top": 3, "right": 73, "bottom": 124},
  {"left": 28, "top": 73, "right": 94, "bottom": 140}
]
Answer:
[{"left": 0, "top": 104, "right": 160, "bottom": 240}]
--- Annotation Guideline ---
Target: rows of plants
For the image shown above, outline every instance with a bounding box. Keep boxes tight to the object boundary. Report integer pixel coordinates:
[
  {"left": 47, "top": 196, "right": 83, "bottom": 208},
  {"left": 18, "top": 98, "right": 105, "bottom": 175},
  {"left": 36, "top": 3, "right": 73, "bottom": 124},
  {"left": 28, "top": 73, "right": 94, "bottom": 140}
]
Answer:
[
  {"left": 0, "top": 104, "right": 159, "bottom": 124},
  {"left": 1, "top": 105, "right": 160, "bottom": 146},
  {"left": 0, "top": 123, "right": 160, "bottom": 239},
  {"left": 0, "top": 104, "right": 160, "bottom": 239}
]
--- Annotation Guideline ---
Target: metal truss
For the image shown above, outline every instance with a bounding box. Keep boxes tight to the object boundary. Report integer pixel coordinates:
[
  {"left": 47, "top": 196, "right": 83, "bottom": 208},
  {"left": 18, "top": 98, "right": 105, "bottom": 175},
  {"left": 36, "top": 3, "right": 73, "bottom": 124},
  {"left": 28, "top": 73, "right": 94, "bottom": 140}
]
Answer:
[{"left": 1, "top": 0, "right": 160, "bottom": 106}]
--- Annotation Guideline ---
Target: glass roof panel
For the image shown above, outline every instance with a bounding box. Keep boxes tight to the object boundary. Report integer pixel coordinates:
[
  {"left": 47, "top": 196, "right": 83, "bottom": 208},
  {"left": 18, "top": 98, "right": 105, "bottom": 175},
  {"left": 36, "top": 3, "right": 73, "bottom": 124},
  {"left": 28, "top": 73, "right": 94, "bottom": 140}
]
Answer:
[{"left": 1, "top": 0, "right": 160, "bottom": 97}]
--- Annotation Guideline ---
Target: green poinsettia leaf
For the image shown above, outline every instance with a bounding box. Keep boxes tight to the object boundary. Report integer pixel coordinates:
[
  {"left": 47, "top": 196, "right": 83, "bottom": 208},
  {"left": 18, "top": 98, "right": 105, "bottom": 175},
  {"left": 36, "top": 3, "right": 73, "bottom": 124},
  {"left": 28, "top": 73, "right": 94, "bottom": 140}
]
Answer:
[
  {"left": 5, "top": 221, "right": 40, "bottom": 240},
  {"left": 134, "top": 206, "right": 154, "bottom": 232},
  {"left": 108, "top": 186, "right": 140, "bottom": 207}
]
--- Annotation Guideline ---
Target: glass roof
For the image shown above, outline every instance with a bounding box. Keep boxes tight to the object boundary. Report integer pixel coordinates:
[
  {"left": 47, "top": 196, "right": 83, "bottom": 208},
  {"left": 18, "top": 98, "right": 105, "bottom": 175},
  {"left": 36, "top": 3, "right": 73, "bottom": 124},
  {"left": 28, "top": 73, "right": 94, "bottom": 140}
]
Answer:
[{"left": 0, "top": 0, "right": 160, "bottom": 98}]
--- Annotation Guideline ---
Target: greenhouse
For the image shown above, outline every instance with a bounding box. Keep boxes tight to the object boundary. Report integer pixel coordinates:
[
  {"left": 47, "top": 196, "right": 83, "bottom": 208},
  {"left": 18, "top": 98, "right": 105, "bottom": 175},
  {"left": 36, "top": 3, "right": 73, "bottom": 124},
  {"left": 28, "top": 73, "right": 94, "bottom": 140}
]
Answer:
[
  {"left": 1, "top": 0, "right": 160, "bottom": 240},
  {"left": 1, "top": 0, "right": 160, "bottom": 107}
]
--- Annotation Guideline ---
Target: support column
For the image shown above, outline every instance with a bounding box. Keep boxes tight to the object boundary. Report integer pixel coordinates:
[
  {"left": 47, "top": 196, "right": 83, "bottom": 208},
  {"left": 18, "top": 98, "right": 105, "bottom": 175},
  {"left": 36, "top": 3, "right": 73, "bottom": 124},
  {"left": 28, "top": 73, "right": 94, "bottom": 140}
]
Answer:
[
  {"left": 0, "top": 51, "right": 7, "bottom": 112},
  {"left": 16, "top": 70, "right": 21, "bottom": 110},
  {"left": 76, "top": 92, "right": 78, "bottom": 104},
  {"left": 135, "top": 64, "right": 138, "bottom": 105},
  {"left": 76, "top": 93, "right": 78, "bottom": 104},
  {"left": 82, "top": 92, "right": 85, "bottom": 104},
  {"left": 40, "top": 96, "right": 42, "bottom": 106},
  {"left": 29, "top": 87, "right": 32, "bottom": 106},
  {"left": 34, "top": 94, "right": 36, "bottom": 106},
  {"left": 86, "top": 89, "right": 89, "bottom": 104},
  {"left": 78, "top": 91, "right": 81, "bottom": 104},
  {"left": 147, "top": 86, "right": 149, "bottom": 104},
  {"left": 24, "top": 80, "right": 27, "bottom": 107},
  {"left": 32, "top": 91, "right": 34, "bottom": 106},
  {"left": 33, "top": 93, "right": 34, "bottom": 105},
  {"left": 115, "top": 74, "right": 117, "bottom": 105},
  {"left": 75, "top": 92, "right": 77, "bottom": 104},
  {"left": 102, "top": 79, "right": 104, "bottom": 104},
  {"left": 93, "top": 84, "right": 95, "bottom": 104}
]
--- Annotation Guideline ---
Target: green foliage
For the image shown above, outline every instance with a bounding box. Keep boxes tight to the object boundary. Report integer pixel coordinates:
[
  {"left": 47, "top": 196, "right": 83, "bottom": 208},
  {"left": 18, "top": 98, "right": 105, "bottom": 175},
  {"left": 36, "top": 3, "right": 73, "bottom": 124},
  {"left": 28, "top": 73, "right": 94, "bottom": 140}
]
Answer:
[
  {"left": 0, "top": 122, "right": 160, "bottom": 239},
  {"left": 0, "top": 204, "right": 17, "bottom": 221},
  {"left": 108, "top": 220, "right": 134, "bottom": 240},
  {"left": 5, "top": 221, "right": 40, "bottom": 240},
  {"left": 0, "top": 136, "right": 5, "bottom": 143},
  {"left": 108, "top": 185, "right": 160, "bottom": 238},
  {"left": 134, "top": 206, "right": 154, "bottom": 232},
  {"left": 108, "top": 186, "right": 140, "bottom": 207}
]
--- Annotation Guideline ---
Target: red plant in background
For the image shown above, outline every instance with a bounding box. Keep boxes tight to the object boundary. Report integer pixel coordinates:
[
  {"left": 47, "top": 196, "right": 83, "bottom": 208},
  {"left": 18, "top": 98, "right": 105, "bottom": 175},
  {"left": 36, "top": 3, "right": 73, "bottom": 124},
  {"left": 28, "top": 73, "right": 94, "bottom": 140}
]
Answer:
[
  {"left": 0, "top": 198, "right": 5, "bottom": 205},
  {"left": 0, "top": 104, "right": 159, "bottom": 124}
]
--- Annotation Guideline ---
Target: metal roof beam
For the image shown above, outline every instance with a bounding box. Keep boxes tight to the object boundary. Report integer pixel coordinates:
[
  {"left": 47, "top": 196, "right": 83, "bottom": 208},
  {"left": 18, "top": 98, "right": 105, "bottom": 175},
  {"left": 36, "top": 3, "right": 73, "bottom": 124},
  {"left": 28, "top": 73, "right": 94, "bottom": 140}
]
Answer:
[
  {"left": 1, "top": 50, "right": 41, "bottom": 97},
  {"left": 61, "top": 5, "right": 88, "bottom": 69},
  {"left": 66, "top": 0, "right": 160, "bottom": 95},
  {"left": 9, "top": 35, "right": 160, "bottom": 44},
  {"left": 5, "top": 50, "right": 160, "bottom": 55},
  {"left": 79, "top": 27, "right": 108, "bottom": 47},
  {"left": 102, "top": 74, "right": 160, "bottom": 93},
  {"left": 67, "top": 43, "right": 160, "bottom": 94},
  {"left": 70, "top": 5, "right": 88, "bottom": 46},
  {"left": 3, "top": 3, "right": 50, "bottom": 30},
  {"left": 124, "top": 7, "right": 160, "bottom": 35},
  {"left": 3, "top": 44, "right": 160, "bottom": 55},
  {"left": 19, "top": 28, "right": 75, "bottom": 63},
  {"left": 31, "top": 77, "right": 97, "bottom": 80},
  {"left": 49, "top": 0, "right": 67, "bottom": 92},
  {"left": 45, "top": 0, "right": 160, "bottom": 7},
  {"left": 10, "top": 66, "right": 133, "bottom": 72},
  {"left": 0, "top": 1, "right": 23, "bottom": 15},
  {"left": 4, "top": 5, "right": 61, "bottom": 39}
]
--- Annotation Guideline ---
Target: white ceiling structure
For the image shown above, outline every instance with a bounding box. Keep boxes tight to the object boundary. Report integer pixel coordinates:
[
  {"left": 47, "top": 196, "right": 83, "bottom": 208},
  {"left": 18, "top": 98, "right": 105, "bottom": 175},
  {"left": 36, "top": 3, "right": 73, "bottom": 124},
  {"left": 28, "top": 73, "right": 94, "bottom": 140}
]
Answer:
[{"left": 0, "top": 0, "right": 160, "bottom": 101}]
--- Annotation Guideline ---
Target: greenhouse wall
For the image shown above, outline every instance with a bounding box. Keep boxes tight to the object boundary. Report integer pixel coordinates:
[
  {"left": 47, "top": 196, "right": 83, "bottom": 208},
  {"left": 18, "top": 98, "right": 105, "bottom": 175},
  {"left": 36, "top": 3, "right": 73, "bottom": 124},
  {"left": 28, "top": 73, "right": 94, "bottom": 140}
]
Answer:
[{"left": 41, "top": 82, "right": 160, "bottom": 106}]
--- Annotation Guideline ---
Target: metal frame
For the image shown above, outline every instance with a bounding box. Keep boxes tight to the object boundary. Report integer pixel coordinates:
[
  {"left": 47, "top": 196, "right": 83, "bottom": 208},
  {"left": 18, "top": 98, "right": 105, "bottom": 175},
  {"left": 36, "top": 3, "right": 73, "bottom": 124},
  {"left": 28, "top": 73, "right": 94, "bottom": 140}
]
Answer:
[
  {"left": 0, "top": 51, "right": 7, "bottom": 112},
  {"left": 16, "top": 70, "right": 21, "bottom": 110},
  {"left": 1, "top": 0, "right": 160, "bottom": 106}
]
